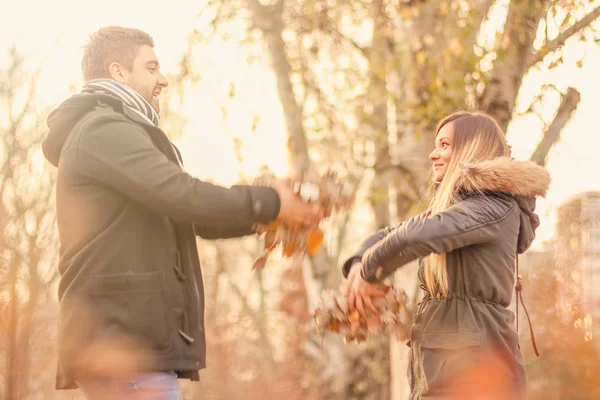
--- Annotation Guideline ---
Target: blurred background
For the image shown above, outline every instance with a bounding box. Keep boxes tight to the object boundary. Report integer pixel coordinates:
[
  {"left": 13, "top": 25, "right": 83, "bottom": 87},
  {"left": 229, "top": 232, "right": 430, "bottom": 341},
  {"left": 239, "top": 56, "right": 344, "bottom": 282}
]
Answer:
[{"left": 1, "top": 0, "right": 600, "bottom": 399}]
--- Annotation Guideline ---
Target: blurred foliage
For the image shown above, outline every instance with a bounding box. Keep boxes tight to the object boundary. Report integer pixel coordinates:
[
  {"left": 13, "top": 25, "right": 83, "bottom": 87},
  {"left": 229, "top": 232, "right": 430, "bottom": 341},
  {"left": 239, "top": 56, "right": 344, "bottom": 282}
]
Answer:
[{"left": 520, "top": 250, "right": 600, "bottom": 400}]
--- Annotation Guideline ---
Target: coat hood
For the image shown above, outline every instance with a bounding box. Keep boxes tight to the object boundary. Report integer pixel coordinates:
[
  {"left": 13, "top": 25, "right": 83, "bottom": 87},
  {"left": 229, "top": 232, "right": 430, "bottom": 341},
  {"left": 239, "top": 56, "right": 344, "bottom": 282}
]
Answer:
[
  {"left": 43, "top": 93, "right": 126, "bottom": 167},
  {"left": 460, "top": 157, "right": 551, "bottom": 254}
]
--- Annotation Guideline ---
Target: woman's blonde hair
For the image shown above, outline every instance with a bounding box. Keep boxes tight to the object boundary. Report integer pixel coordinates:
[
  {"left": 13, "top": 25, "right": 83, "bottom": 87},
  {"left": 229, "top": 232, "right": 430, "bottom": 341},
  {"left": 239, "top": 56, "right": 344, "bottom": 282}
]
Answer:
[{"left": 424, "top": 111, "right": 510, "bottom": 297}]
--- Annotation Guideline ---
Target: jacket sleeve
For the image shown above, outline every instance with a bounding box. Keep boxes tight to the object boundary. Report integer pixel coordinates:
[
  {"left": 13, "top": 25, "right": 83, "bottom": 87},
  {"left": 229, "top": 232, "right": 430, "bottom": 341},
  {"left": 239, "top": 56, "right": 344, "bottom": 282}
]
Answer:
[
  {"left": 75, "top": 117, "right": 280, "bottom": 227},
  {"left": 340, "top": 212, "right": 429, "bottom": 278},
  {"left": 360, "top": 196, "right": 514, "bottom": 283},
  {"left": 194, "top": 223, "right": 256, "bottom": 240}
]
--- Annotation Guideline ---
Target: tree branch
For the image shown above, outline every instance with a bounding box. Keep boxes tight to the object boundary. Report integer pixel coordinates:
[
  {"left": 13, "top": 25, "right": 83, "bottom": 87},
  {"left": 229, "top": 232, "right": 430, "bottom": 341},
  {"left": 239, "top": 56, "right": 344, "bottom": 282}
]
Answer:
[
  {"left": 465, "top": 0, "right": 496, "bottom": 52},
  {"left": 194, "top": 0, "right": 233, "bottom": 38},
  {"left": 527, "top": 6, "right": 600, "bottom": 69},
  {"left": 530, "top": 87, "right": 580, "bottom": 166},
  {"left": 329, "top": 29, "right": 369, "bottom": 58},
  {"left": 213, "top": 243, "right": 276, "bottom": 365}
]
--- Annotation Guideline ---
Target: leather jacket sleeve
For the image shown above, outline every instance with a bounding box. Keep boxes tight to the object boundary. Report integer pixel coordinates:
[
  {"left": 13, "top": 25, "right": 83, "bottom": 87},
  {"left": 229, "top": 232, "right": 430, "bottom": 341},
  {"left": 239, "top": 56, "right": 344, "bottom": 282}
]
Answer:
[
  {"left": 361, "top": 196, "right": 514, "bottom": 283},
  {"left": 340, "top": 212, "right": 429, "bottom": 278}
]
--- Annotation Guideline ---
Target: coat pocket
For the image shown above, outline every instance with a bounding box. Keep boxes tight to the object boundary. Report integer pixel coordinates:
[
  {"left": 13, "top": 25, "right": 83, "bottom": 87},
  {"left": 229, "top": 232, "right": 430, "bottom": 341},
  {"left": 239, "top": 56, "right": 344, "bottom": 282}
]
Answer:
[
  {"left": 87, "top": 271, "right": 170, "bottom": 350},
  {"left": 419, "top": 329, "right": 481, "bottom": 394}
]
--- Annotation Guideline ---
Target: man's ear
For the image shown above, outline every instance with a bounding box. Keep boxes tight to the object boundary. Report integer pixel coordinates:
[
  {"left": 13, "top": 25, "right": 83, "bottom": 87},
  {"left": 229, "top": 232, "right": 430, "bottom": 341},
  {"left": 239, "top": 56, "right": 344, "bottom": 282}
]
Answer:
[{"left": 107, "top": 62, "right": 128, "bottom": 84}]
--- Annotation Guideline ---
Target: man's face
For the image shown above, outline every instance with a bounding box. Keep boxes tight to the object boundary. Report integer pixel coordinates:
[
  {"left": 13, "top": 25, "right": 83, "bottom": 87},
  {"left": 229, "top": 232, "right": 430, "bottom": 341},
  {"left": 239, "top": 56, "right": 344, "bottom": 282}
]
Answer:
[{"left": 121, "top": 45, "right": 168, "bottom": 113}]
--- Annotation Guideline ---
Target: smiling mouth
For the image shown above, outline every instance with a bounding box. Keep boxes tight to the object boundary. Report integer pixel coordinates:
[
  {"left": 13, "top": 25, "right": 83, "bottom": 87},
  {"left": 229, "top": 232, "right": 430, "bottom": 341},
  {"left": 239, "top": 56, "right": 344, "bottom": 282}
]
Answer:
[{"left": 434, "top": 164, "right": 443, "bottom": 169}]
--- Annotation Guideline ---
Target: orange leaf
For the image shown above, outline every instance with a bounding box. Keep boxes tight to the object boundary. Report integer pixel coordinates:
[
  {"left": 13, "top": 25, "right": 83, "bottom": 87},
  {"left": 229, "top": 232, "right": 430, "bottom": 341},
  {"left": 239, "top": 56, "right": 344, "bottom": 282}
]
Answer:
[
  {"left": 253, "top": 255, "right": 268, "bottom": 270},
  {"left": 257, "top": 220, "right": 281, "bottom": 233},
  {"left": 264, "top": 231, "right": 277, "bottom": 250},
  {"left": 282, "top": 242, "right": 298, "bottom": 257},
  {"left": 328, "top": 319, "right": 340, "bottom": 332},
  {"left": 306, "top": 229, "right": 324, "bottom": 256}
]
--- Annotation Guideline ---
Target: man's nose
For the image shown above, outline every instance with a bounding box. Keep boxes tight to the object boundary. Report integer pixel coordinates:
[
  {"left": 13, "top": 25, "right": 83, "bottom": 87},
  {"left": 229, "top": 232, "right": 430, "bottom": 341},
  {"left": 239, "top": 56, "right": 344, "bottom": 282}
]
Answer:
[{"left": 158, "top": 72, "right": 169, "bottom": 88}]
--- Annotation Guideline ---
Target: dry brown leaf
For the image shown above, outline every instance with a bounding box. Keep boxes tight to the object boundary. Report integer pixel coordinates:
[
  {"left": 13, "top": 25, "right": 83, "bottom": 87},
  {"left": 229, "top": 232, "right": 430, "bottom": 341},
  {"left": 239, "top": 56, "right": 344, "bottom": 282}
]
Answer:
[
  {"left": 313, "top": 284, "right": 413, "bottom": 343},
  {"left": 252, "top": 169, "right": 354, "bottom": 269}
]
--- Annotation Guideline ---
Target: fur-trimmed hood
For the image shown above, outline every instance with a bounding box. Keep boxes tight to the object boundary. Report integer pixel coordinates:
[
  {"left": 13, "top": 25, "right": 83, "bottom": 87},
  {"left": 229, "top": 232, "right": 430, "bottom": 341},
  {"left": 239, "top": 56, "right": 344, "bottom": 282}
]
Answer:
[
  {"left": 460, "top": 157, "right": 551, "bottom": 253},
  {"left": 459, "top": 157, "right": 550, "bottom": 198}
]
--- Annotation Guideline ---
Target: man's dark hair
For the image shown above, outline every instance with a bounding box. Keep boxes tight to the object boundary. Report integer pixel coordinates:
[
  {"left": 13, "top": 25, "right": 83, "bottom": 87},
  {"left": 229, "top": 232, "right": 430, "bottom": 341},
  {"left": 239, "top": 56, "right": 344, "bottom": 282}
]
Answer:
[{"left": 81, "top": 26, "right": 154, "bottom": 82}]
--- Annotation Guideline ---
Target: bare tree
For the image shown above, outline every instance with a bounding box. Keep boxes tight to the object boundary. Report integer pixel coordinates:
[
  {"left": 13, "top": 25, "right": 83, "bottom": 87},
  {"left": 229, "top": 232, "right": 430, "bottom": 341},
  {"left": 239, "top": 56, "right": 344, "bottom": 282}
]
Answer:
[{"left": 0, "top": 46, "right": 59, "bottom": 400}]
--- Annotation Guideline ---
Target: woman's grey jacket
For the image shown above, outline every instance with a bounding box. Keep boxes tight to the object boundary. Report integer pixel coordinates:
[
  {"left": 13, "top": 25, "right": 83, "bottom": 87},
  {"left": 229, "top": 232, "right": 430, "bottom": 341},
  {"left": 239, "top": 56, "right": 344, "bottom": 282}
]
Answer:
[{"left": 342, "top": 158, "right": 550, "bottom": 399}]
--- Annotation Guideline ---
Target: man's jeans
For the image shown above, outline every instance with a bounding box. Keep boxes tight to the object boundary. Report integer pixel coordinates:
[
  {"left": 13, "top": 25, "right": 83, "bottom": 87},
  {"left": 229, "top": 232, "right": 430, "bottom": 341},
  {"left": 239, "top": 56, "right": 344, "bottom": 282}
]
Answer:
[{"left": 77, "top": 371, "right": 184, "bottom": 400}]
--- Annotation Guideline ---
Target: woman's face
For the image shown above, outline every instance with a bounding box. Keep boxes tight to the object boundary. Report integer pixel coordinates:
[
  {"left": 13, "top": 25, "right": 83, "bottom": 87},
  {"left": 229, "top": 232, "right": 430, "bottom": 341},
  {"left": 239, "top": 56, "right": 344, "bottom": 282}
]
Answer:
[{"left": 429, "top": 122, "right": 455, "bottom": 182}]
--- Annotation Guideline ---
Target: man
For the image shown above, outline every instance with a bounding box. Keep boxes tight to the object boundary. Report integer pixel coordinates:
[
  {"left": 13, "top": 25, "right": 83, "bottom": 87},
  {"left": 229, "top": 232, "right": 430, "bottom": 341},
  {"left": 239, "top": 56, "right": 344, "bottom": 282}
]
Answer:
[{"left": 42, "top": 26, "right": 322, "bottom": 399}]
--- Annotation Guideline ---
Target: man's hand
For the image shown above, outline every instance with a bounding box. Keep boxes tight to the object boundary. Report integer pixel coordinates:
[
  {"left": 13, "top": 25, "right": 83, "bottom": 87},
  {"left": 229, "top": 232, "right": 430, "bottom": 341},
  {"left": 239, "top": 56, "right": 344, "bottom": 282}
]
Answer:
[
  {"left": 273, "top": 178, "right": 323, "bottom": 229},
  {"left": 346, "top": 262, "right": 387, "bottom": 320}
]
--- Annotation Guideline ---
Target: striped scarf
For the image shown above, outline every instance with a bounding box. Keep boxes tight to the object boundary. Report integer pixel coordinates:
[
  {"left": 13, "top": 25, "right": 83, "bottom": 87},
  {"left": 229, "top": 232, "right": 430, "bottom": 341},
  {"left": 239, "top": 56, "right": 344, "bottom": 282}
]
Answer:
[{"left": 82, "top": 78, "right": 160, "bottom": 126}]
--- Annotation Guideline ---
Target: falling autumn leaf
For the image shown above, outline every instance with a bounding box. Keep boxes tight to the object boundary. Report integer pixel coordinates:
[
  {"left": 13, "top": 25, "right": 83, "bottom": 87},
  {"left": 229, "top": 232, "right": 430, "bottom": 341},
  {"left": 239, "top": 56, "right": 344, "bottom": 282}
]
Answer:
[
  {"left": 282, "top": 242, "right": 298, "bottom": 257},
  {"left": 251, "top": 168, "right": 354, "bottom": 268},
  {"left": 306, "top": 229, "right": 324, "bottom": 256}
]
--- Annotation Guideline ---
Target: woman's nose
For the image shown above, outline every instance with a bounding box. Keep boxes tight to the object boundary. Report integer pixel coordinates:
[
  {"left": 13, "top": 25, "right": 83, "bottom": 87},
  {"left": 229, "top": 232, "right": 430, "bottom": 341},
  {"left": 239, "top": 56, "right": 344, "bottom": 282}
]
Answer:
[{"left": 429, "top": 149, "right": 439, "bottom": 161}]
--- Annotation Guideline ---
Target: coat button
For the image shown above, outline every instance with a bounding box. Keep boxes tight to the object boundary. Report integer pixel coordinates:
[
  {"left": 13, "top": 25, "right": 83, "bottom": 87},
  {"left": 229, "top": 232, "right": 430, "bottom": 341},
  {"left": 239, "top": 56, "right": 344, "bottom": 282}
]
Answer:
[{"left": 253, "top": 200, "right": 262, "bottom": 214}]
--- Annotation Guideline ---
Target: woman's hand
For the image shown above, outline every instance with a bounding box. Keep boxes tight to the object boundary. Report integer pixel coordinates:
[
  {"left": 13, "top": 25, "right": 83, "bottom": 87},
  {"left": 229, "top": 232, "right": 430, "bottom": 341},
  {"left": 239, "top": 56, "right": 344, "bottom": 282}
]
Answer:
[{"left": 346, "top": 262, "right": 387, "bottom": 320}]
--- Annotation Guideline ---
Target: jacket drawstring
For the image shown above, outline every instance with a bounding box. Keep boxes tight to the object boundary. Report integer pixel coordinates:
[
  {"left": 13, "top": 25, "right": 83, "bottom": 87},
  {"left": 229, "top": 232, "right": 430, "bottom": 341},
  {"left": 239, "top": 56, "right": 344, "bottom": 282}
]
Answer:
[
  {"left": 416, "top": 284, "right": 433, "bottom": 317},
  {"left": 515, "top": 253, "right": 539, "bottom": 356},
  {"left": 174, "top": 250, "right": 186, "bottom": 281}
]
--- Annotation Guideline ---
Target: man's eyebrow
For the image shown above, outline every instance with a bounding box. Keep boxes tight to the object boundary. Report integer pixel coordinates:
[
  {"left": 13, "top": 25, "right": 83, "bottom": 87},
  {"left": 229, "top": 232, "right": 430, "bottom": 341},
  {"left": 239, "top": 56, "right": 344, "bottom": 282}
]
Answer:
[{"left": 145, "top": 60, "right": 159, "bottom": 68}]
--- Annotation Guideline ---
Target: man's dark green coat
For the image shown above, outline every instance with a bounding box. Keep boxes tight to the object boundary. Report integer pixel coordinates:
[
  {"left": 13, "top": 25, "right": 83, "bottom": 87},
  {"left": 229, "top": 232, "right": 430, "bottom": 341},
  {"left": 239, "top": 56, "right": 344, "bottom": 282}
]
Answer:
[{"left": 43, "top": 94, "right": 281, "bottom": 389}]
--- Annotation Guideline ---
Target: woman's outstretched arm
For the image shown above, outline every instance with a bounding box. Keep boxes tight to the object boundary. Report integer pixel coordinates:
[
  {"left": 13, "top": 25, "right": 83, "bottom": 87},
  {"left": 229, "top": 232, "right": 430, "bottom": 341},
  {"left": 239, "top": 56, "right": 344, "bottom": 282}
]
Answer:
[
  {"left": 360, "top": 195, "right": 514, "bottom": 283},
  {"left": 341, "top": 212, "right": 429, "bottom": 278}
]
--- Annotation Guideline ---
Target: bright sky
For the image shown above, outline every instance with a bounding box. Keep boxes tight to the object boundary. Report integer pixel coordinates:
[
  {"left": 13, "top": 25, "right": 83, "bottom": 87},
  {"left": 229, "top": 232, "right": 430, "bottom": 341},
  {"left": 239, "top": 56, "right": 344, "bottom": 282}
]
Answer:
[{"left": 3, "top": 0, "right": 599, "bottom": 248}]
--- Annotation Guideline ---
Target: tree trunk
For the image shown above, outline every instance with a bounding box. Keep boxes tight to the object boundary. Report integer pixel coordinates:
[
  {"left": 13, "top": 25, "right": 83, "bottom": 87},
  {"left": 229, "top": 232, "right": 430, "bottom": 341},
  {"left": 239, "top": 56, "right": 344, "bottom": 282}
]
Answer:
[
  {"left": 245, "top": 2, "right": 352, "bottom": 396},
  {"left": 367, "top": 0, "right": 392, "bottom": 231},
  {"left": 480, "top": 0, "right": 547, "bottom": 132},
  {"left": 246, "top": 0, "right": 310, "bottom": 176}
]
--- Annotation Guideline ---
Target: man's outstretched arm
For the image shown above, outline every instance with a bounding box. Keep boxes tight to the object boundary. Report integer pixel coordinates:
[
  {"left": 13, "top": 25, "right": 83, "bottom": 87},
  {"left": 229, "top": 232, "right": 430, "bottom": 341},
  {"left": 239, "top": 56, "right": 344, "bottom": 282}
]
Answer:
[{"left": 74, "top": 117, "right": 320, "bottom": 231}]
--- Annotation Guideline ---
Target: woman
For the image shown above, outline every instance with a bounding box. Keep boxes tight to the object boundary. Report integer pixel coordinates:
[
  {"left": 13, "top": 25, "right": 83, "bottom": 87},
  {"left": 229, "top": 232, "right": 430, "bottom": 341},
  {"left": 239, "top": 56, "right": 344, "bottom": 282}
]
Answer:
[{"left": 342, "top": 111, "right": 550, "bottom": 399}]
